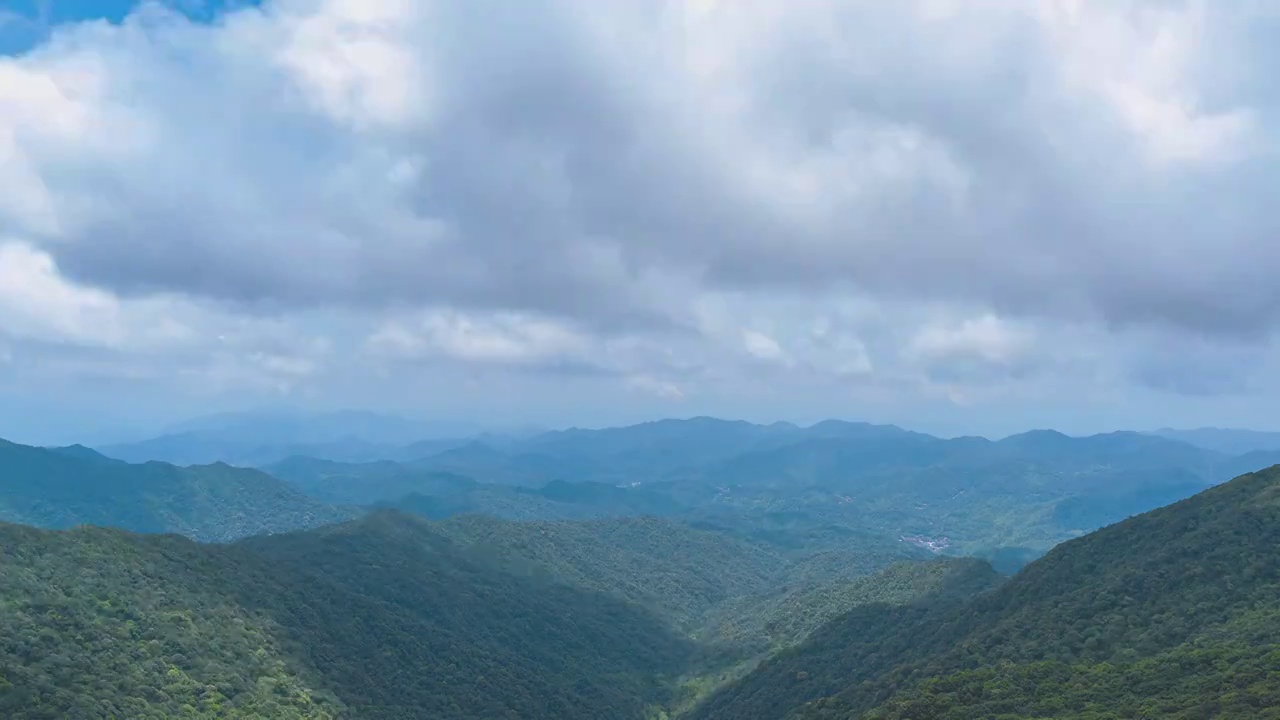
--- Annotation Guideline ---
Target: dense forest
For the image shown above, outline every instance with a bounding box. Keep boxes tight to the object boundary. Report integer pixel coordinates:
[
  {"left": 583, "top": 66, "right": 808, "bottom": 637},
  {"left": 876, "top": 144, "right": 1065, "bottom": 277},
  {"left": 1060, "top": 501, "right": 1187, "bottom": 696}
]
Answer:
[
  {"left": 693, "top": 466, "right": 1280, "bottom": 719},
  {"left": 3, "top": 423, "right": 1280, "bottom": 718},
  {"left": 0, "top": 513, "right": 692, "bottom": 719}
]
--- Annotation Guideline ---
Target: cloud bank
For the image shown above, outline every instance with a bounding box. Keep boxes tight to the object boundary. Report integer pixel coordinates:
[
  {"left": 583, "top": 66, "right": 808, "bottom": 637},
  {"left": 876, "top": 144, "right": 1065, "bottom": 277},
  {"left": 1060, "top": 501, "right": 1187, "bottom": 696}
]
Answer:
[{"left": 3, "top": 0, "right": 1280, "bottom": 441}]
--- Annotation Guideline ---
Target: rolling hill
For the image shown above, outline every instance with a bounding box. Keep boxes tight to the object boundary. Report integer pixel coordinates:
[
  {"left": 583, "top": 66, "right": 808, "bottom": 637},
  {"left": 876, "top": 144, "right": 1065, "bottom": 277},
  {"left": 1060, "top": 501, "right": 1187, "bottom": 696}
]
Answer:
[
  {"left": 0, "top": 438, "right": 355, "bottom": 542},
  {"left": 0, "top": 508, "right": 980, "bottom": 720},
  {"left": 98, "top": 414, "right": 1280, "bottom": 563},
  {"left": 0, "top": 512, "right": 694, "bottom": 720},
  {"left": 692, "top": 464, "right": 1280, "bottom": 720},
  {"left": 433, "top": 515, "right": 792, "bottom": 630}
]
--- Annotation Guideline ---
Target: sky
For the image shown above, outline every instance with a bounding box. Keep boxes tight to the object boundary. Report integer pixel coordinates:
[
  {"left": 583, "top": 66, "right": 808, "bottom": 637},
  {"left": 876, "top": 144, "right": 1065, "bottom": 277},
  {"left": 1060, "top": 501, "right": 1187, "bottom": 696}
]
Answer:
[{"left": 3, "top": 0, "right": 1280, "bottom": 445}]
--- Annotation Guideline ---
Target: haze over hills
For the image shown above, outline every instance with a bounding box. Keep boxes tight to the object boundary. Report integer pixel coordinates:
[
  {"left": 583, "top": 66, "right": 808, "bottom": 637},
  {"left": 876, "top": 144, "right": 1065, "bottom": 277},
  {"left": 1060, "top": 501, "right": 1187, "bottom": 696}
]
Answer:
[
  {"left": 10, "top": 0, "right": 1280, "bottom": 718},
  {"left": 0, "top": 439, "right": 355, "bottom": 542},
  {"left": 244, "top": 416, "right": 1280, "bottom": 558},
  {"left": 96, "top": 410, "right": 537, "bottom": 467},
  {"left": 14, "top": 413, "right": 1280, "bottom": 566},
  {"left": 5, "top": 432, "right": 1279, "bottom": 718},
  {"left": 1149, "top": 426, "right": 1280, "bottom": 455},
  {"left": 6, "top": 414, "right": 1280, "bottom": 718}
]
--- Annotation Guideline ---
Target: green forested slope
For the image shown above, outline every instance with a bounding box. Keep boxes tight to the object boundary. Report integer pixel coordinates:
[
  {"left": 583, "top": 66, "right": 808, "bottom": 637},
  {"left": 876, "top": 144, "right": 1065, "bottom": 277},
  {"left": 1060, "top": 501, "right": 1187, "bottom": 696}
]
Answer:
[
  {"left": 702, "top": 558, "right": 1001, "bottom": 655},
  {"left": 434, "top": 514, "right": 791, "bottom": 629},
  {"left": 694, "top": 465, "right": 1280, "bottom": 720},
  {"left": 0, "top": 439, "right": 354, "bottom": 541},
  {"left": 0, "top": 512, "right": 693, "bottom": 720},
  {"left": 0, "top": 524, "right": 341, "bottom": 720}
]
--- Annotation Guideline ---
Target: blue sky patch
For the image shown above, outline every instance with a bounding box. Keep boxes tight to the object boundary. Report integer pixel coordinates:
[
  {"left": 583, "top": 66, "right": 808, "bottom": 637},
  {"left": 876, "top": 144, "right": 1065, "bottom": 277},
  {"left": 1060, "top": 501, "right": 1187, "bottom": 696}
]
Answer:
[{"left": 1, "top": 0, "right": 260, "bottom": 54}]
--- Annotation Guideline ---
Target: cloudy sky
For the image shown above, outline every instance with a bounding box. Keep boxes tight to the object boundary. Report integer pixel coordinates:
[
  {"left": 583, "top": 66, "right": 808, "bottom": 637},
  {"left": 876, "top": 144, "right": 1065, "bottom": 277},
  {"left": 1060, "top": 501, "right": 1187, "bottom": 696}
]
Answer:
[{"left": 3, "top": 0, "right": 1280, "bottom": 444}]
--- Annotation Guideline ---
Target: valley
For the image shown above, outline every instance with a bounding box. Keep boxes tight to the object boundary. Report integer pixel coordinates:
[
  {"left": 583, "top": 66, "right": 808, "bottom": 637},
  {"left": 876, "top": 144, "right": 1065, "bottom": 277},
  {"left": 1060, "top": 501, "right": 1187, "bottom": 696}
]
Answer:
[{"left": 2, "top": 417, "right": 1279, "bottom": 718}]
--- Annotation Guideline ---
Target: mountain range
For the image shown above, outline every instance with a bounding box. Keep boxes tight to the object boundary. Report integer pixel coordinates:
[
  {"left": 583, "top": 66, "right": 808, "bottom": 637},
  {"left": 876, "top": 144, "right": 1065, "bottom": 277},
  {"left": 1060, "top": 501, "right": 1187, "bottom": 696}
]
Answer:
[
  {"left": 4, "top": 415, "right": 1280, "bottom": 717},
  {"left": 96, "top": 410, "right": 533, "bottom": 466},
  {"left": 2, "top": 444, "right": 1277, "bottom": 717},
  {"left": 261, "top": 419, "right": 1280, "bottom": 559}
]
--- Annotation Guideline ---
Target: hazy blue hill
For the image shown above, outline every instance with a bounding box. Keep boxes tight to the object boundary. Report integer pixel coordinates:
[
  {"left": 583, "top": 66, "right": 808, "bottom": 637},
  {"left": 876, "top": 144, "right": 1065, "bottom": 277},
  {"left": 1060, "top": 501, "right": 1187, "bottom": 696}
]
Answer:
[
  {"left": 265, "top": 456, "right": 479, "bottom": 505},
  {"left": 410, "top": 417, "right": 807, "bottom": 487},
  {"left": 377, "top": 479, "right": 685, "bottom": 522},
  {"left": 161, "top": 409, "right": 468, "bottom": 445},
  {"left": 527, "top": 417, "right": 789, "bottom": 461},
  {"left": 266, "top": 452, "right": 687, "bottom": 520},
  {"left": 678, "top": 427, "right": 1266, "bottom": 555},
  {"left": 254, "top": 417, "right": 1280, "bottom": 560},
  {"left": 96, "top": 410, "right": 483, "bottom": 466},
  {"left": 0, "top": 438, "right": 356, "bottom": 542},
  {"left": 997, "top": 429, "right": 1218, "bottom": 471},
  {"left": 692, "top": 465, "right": 1280, "bottom": 720},
  {"left": 1214, "top": 448, "right": 1280, "bottom": 481},
  {"left": 46, "top": 444, "right": 123, "bottom": 463},
  {"left": 1152, "top": 426, "right": 1280, "bottom": 455},
  {"left": 408, "top": 441, "right": 580, "bottom": 485},
  {"left": 803, "top": 420, "right": 925, "bottom": 440},
  {"left": 534, "top": 478, "right": 684, "bottom": 514},
  {"left": 98, "top": 431, "right": 410, "bottom": 467},
  {"left": 0, "top": 512, "right": 693, "bottom": 720}
]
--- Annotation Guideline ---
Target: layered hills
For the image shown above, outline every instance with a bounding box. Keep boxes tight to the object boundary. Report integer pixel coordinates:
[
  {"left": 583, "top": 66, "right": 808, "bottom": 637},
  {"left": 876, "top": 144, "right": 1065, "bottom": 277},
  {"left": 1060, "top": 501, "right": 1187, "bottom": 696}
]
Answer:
[
  {"left": 693, "top": 465, "right": 1280, "bottom": 719},
  {"left": 4, "top": 417, "right": 1280, "bottom": 718},
  {"left": 0, "top": 512, "right": 692, "bottom": 720},
  {"left": 256, "top": 419, "right": 1280, "bottom": 558},
  {"left": 0, "top": 439, "right": 353, "bottom": 542}
]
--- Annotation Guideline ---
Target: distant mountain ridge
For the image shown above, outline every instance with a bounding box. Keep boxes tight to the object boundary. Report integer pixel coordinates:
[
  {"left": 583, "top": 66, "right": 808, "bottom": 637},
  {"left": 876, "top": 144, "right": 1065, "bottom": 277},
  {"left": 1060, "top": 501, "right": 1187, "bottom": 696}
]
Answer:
[
  {"left": 8, "top": 414, "right": 1280, "bottom": 719},
  {"left": 0, "top": 438, "right": 355, "bottom": 542},
  {"left": 22, "top": 414, "right": 1280, "bottom": 559},
  {"left": 389, "top": 420, "right": 1274, "bottom": 555},
  {"left": 242, "top": 417, "right": 1280, "bottom": 558},
  {"left": 95, "top": 409, "right": 528, "bottom": 466},
  {"left": 1150, "top": 426, "right": 1280, "bottom": 455}
]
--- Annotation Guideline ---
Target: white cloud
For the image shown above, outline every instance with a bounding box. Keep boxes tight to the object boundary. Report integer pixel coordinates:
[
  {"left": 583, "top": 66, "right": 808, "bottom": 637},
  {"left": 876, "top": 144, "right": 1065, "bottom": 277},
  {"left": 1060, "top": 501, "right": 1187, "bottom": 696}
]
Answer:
[
  {"left": 367, "top": 310, "right": 592, "bottom": 365},
  {"left": 1035, "top": 0, "right": 1255, "bottom": 166},
  {"left": 267, "top": 0, "right": 430, "bottom": 129},
  {"left": 742, "top": 329, "right": 785, "bottom": 362},
  {"left": 0, "top": 240, "right": 184, "bottom": 348},
  {"left": 905, "top": 313, "right": 1034, "bottom": 367},
  {"left": 4, "top": 0, "right": 1280, "bottom": 436},
  {"left": 625, "top": 374, "right": 685, "bottom": 401}
]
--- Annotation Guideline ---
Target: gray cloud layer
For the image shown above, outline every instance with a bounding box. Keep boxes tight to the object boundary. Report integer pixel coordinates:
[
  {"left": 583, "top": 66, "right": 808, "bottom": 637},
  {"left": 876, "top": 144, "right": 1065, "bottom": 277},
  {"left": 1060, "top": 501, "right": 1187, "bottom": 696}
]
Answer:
[{"left": 3, "top": 0, "right": 1280, "bottom": 440}]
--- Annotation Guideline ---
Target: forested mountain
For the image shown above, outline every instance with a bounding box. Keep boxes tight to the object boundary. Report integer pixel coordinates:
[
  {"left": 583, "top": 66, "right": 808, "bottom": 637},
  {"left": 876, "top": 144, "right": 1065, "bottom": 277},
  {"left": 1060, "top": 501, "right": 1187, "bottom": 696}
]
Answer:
[
  {"left": 0, "top": 512, "right": 693, "bottom": 720},
  {"left": 692, "top": 464, "right": 1280, "bottom": 720},
  {"left": 250, "top": 419, "right": 1280, "bottom": 561},
  {"left": 434, "top": 515, "right": 791, "bottom": 629},
  {"left": 700, "top": 558, "right": 1001, "bottom": 656},
  {"left": 0, "top": 510, "right": 982, "bottom": 720},
  {"left": 0, "top": 439, "right": 354, "bottom": 541},
  {"left": 9, "top": 416, "right": 1280, "bottom": 719},
  {"left": 98, "top": 415, "right": 1280, "bottom": 560},
  {"left": 268, "top": 456, "right": 682, "bottom": 518}
]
